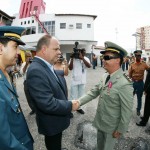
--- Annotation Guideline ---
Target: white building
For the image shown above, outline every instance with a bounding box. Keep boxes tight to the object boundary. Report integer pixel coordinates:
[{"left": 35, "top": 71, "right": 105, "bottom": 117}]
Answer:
[
  {"left": 136, "top": 26, "right": 150, "bottom": 56},
  {"left": 11, "top": 0, "right": 98, "bottom": 60}
]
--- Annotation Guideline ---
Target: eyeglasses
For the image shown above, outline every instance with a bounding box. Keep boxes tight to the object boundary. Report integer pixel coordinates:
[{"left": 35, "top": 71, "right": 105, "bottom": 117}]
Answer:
[{"left": 103, "top": 55, "right": 119, "bottom": 61}]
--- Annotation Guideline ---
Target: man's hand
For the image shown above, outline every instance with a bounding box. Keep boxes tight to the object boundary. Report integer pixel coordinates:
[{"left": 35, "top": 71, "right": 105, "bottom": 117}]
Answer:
[
  {"left": 70, "top": 52, "right": 74, "bottom": 58},
  {"left": 79, "top": 52, "right": 84, "bottom": 60},
  {"left": 112, "top": 131, "right": 121, "bottom": 138},
  {"left": 72, "top": 100, "right": 80, "bottom": 111}
]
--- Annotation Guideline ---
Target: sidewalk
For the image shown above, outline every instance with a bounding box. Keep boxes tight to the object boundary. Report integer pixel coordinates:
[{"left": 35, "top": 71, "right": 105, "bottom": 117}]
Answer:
[{"left": 16, "top": 66, "right": 150, "bottom": 150}]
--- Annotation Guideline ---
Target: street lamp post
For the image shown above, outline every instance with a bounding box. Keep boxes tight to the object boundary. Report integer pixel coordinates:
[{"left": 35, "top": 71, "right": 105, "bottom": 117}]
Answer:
[{"left": 132, "top": 32, "right": 141, "bottom": 51}]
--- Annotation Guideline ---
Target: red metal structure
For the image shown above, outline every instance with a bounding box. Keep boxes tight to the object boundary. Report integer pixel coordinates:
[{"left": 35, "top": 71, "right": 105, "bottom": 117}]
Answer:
[{"left": 19, "top": 0, "right": 48, "bottom": 34}]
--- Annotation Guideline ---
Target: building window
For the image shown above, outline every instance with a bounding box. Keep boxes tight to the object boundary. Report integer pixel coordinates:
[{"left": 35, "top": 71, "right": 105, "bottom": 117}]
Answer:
[
  {"left": 21, "top": 22, "right": 23, "bottom": 25},
  {"left": 24, "top": 21, "right": 26, "bottom": 24},
  {"left": 87, "top": 24, "right": 91, "bottom": 28},
  {"left": 32, "top": 20, "right": 34, "bottom": 23},
  {"left": 60, "top": 23, "right": 66, "bottom": 29},
  {"left": 26, "top": 26, "right": 36, "bottom": 35},
  {"left": 76, "top": 23, "right": 82, "bottom": 29},
  {"left": 38, "top": 21, "right": 55, "bottom": 36},
  {"left": 28, "top": 20, "right": 30, "bottom": 24}
]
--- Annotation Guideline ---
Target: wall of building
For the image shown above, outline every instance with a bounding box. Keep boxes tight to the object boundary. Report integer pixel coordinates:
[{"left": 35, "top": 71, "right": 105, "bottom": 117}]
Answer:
[
  {"left": 55, "top": 15, "right": 94, "bottom": 41},
  {"left": 136, "top": 26, "right": 150, "bottom": 54}
]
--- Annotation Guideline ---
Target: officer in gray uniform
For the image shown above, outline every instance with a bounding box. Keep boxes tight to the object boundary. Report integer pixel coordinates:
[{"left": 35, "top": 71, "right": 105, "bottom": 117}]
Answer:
[
  {"left": 0, "top": 26, "right": 34, "bottom": 150},
  {"left": 76, "top": 41, "right": 133, "bottom": 150}
]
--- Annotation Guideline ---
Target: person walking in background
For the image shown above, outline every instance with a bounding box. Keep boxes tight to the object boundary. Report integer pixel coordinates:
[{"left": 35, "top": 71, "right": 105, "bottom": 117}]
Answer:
[
  {"left": 128, "top": 50, "right": 150, "bottom": 116},
  {"left": 20, "top": 51, "right": 35, "bottom": 115},
  {"left": 73, "top": 41, "right": 133, "bottom": 150},
  {"left": 125, "top": 56, "right": 130, "bottom": 70},
  {"left": 121, "top": 57, "right": 126, "bottom": 71},
  {"left": 100, "top": 55, "right": 103, "bottom": 67},
  {"left": 26, "top": 35, "right": 77, "bottom": 150},
  {"left": 92, "top": 53, "right": 97, "bottom": 69},
  {"left": 68, "top": 48, "right": 91, "bottom": 116},
  {"left": 54, "top": 54, "right": 69, "bottom": 97},
  {"left": 0, "top": 26, "right": 34, "bottom": 150},
  {"left": 136, "top": 69, "right": 150, "bottom": 127}
]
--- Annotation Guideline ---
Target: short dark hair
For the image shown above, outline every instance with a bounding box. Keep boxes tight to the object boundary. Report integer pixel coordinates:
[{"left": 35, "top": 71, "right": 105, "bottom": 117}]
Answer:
[
  {"left": 0, "top": 38, "right": 11, "bottom": 46},
  {"left": 36, "top": 35, "right": 52, "bottom": 52}
]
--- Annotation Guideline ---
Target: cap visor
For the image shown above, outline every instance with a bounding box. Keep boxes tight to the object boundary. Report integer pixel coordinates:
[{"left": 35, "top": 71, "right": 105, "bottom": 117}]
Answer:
[
  {"left": 0, "top": 36, "right": 25, "bottom": 45},
  {"left": 8, "top": 37, "right": 25, "bottom": 45}
]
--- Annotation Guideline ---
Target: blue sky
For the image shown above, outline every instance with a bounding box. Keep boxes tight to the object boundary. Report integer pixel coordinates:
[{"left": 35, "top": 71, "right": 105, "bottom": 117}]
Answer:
[{"left": 1, "top": 0, "right": 150, "bottom": 52}]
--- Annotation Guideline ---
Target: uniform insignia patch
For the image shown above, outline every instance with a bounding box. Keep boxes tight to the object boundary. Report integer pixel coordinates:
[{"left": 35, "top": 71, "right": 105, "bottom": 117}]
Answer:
[
  {"left": 123, "top": 73, "right": 132, "bottom": 82},
  {"left": 142, "top": 60, "right": 146, "bottom": 63},
  {"left": 130, "top": 61, "right": 134, "bottom": 64}
]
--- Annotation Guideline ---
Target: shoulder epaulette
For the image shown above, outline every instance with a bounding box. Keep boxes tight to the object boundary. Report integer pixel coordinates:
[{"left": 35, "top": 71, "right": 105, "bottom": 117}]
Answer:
[
  {"left": 142, "top": 60, "right": 146, "bottom": 63},
  {"left": 130, "top": 61, "right": 134, "bottom": 64},
  {"left": 123, "top": 73, "right": 132, "bottom": 82}
]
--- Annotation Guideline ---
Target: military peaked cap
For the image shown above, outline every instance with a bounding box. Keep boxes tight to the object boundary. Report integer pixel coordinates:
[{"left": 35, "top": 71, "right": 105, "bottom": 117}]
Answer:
[
  {"left": 100, "top": 41, "right": 127, "bottom": 57},
  {"left": 134, "top": 50, "right": 142, "bottom": 56},
  {"left": 0, "top": 26, "right": 26, "bottom": 45}
]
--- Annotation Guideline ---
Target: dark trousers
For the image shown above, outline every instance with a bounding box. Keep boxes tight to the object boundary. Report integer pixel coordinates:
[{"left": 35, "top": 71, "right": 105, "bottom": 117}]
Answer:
[
  {"left": 133, "top": 81, "right": 144, "bottom": 112},
  {"left": 45, "top": 132, "right": 62, "bottom": 150},
  {"left": 24, "top": 80, "right": 35, "bottom": 112},
  {"left": 93, "top": 61, "right": 96, "bottom": 69},
  {"left": 122, "top": 63, "right": 125, "bottom": 71},
  {"left": 142, "top": 94, "right": 150, "bottom": 124}
]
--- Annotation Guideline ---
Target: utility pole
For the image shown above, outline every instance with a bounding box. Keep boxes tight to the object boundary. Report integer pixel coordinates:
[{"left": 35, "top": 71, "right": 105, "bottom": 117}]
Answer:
[{"left": 132, "top": 32, "right": 141, "bottom": 50}]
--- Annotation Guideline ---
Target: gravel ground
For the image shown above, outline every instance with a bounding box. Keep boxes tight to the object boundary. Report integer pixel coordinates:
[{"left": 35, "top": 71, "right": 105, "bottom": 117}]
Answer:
[{"left": 16, "top": 66, "right": 150, "bottom": 150}]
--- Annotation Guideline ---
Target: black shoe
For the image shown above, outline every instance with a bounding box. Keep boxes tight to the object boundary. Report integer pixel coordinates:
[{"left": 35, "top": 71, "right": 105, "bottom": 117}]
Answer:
[
  {"left": 29, "top": 110, "right": 35, "bottom": 115},
  {"left": 136, "top": 121, "right": 146, "bottom": 127},
  {"left": 77, "top": 109, "right": 85, "bottom": 114},
  {"left": 140, "top": 116, "right": 143, "bottom": 120},
  {"left": 70, "top": 113, "right": 74, "bottom": 118}
]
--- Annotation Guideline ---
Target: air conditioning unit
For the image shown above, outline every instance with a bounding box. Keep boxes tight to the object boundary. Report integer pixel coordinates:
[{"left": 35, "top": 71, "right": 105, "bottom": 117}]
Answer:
[{"left": 69, "top": 24, "right": 74, "bottom": 29}]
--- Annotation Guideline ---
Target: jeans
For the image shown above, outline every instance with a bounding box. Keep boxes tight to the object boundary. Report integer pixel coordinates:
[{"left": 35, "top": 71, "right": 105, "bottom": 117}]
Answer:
[{"left": 70, "top": 84, "right": 85, "bottom": 99}]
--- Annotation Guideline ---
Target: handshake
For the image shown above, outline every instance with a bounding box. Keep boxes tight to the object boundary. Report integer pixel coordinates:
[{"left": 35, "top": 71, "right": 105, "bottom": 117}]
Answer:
[{"left": 72, "top": 100, "right": 80, "bottom": 111}]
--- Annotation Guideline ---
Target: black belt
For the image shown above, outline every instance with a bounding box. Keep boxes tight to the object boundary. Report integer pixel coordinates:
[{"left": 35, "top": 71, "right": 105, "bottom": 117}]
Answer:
[{"left": 133, "top": 80, "right": 143, "bottom": 82}]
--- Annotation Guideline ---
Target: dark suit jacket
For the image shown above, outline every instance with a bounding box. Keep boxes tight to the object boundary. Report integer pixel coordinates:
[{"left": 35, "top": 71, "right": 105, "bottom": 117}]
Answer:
[
  {"left": 26, "top": 57, "right": 72, "bottom": 136},
  {"left": 144, "top": 69, "right": 150, "bottom": 93}
]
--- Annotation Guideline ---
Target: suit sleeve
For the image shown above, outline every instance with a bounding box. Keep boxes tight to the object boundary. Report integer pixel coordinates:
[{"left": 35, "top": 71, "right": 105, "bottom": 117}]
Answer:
[
  {"left": 26, "top": 68, "right": 72, "bottom": 115},
  {"left": 0, "top": 100, "right": 27, "bottom": 150},
  {"left": 79, "top": 83, "right": 101, "bottom": 106},
  {"left": 116, "top": 83, "right": 133, "bottom": 133},
  {"left": 144, "top": 70, "right": 150, "bottom": 93}
]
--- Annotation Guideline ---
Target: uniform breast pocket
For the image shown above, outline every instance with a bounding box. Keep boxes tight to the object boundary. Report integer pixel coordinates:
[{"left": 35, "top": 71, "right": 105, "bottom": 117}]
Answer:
[
  {"left": 10, "top": 100, "right": 21, "bottom": 114},
  {"left": 104, "top": 88, "right": 119, "bottom": 105}
]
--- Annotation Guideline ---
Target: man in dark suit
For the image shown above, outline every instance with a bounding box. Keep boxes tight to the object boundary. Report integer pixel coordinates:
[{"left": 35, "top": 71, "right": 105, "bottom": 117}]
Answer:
[
  {"left": 26, "top": 35, "right": 77, "bottom": 150},
  {"left": 136, "top": 69, "right": 150, "bottom": 126},
  {"left": 0, "top": 26, "right": 34, "bottom": 150}
]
